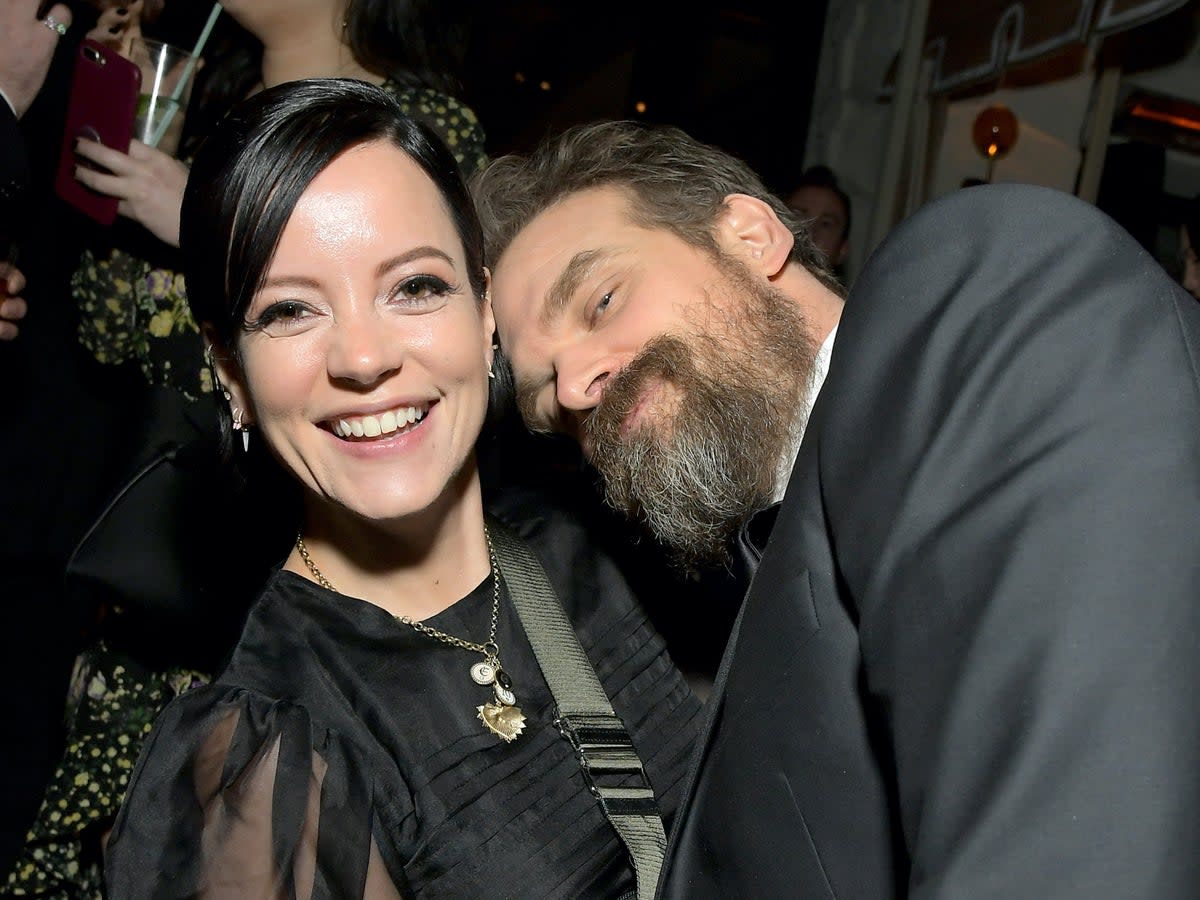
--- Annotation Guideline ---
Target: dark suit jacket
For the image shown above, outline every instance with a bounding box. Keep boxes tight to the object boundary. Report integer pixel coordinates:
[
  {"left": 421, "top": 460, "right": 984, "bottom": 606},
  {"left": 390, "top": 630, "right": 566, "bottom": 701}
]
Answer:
[{"left": 660, "top": 184, "right": 1200, "bottom": 898}]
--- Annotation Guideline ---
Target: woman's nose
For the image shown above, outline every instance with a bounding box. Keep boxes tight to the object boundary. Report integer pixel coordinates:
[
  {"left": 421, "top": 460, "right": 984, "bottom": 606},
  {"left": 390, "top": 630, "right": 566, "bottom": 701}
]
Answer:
[{"left": 326, "top": 312, "right": 403, "bottom": 385}]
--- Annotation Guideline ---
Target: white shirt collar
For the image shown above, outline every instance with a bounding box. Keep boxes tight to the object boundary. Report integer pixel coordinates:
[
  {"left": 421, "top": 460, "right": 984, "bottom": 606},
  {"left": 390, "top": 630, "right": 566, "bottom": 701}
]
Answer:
[
  {"left": 772, "top": 322, "right": 838, "bottom": 502},
  {"left": 0, "top": 86, "right": 17, "bottom": 119}
]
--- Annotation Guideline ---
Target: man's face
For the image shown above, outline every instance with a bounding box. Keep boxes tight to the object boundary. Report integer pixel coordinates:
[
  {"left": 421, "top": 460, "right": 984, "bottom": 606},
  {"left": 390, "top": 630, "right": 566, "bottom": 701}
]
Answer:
[
  {"left": 787, "top": 185, "right": 848, "bottom": 268},
  {"left": 491, "top": 186, "right": 815, "bottom": 566}
]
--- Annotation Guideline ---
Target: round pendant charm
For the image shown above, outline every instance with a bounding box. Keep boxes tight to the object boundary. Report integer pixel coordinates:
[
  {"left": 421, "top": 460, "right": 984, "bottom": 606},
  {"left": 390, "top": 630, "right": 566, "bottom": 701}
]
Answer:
[
  {"left": 494, "top": 683, "right": 517, "bottom": 706},
  {"left": 496, "top": 669, "right": 513, "bottom": 690},
  {"left": 471, "top": 661, "right": 497, "bottom": 685}
]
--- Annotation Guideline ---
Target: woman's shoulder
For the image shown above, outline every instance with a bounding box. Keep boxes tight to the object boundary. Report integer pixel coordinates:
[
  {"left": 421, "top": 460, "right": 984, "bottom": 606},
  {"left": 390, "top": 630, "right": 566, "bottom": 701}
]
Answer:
[
  {"left": 148, "top": 679, "right": 302, "bottom": 743},
  {"left": 214, "top": 570, "right": 414, "bottom": 726}
]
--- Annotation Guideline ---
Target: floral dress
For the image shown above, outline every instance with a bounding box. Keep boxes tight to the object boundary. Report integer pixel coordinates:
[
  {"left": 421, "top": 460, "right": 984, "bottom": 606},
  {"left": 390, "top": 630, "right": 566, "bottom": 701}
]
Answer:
[
  {"left": 1, "top": 649, "right": 206, "bottom": 898},
  {"left": 2, "top": 84, "right": 486, "bottom": 899}
]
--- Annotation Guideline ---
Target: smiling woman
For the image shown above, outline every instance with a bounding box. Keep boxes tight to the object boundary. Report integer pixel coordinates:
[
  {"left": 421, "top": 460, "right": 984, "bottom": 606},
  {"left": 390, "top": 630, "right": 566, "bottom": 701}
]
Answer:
[
  {"left": 102, "top": 79, "right": 702, "bottom": 898},
  {"left": 212, "top": 140, "right": 493, "bottom": 537}
]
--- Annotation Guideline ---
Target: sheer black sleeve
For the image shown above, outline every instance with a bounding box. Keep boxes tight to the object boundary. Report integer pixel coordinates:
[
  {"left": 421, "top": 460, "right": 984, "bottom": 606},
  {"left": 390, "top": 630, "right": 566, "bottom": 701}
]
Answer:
[{"left": 106, "top": 686, "right": 408, "bottom": 898}]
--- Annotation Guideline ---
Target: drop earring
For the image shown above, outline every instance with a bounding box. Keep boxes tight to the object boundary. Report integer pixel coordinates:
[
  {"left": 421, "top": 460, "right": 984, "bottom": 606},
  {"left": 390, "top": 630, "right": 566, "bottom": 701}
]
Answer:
[{"left": 232, "top": 407, "right": 250, "bottom": 452}]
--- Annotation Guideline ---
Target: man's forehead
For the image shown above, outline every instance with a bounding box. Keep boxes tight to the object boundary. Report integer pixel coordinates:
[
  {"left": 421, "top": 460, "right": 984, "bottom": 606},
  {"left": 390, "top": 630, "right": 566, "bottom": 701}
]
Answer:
[
  {"left": 493, "top": 187, "right": 634, "bottom": 318},
  {"left": 506, "top": 186, "right": 633, "bottom": 261}
]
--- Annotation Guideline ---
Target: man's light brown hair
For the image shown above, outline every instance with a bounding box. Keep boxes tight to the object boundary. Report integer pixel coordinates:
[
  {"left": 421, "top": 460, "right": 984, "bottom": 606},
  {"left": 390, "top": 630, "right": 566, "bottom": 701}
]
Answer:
[{"left": 470, "top": 120, "right": 844, "bottom": 299}]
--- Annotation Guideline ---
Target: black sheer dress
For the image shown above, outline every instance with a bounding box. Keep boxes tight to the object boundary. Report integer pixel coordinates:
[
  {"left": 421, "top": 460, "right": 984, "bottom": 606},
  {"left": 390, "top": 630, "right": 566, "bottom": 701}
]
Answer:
[{"left": 104, "top": 510, "right": 704, "bottom": 898}]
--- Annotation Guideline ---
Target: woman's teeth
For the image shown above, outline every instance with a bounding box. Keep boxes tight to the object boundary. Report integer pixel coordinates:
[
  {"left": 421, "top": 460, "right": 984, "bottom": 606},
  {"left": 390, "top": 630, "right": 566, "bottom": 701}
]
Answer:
[{"left": 332, "top": 404, "right": 428, "bottom": 439}]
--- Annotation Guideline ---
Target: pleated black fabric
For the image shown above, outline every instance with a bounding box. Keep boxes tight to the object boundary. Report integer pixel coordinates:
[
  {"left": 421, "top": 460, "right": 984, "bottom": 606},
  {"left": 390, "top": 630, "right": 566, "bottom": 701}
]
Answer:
[{"left": 106, "top": 511, "right": 703, "bottom": 899}]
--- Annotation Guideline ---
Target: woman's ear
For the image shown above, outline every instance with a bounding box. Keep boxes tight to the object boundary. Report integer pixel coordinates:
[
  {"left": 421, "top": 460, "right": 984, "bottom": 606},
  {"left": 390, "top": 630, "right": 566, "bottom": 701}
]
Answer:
[
  {"left": 204, "top": 326, "right": 253, "bottom": 425},
  {"left": 715, "top": 193, "right": 795, "bottom": 278}
]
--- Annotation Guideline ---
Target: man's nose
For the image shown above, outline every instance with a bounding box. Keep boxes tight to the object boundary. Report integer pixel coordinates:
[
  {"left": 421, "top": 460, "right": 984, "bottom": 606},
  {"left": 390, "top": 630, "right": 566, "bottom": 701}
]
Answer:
[{"left": 556, "top": 354, "right": 613, "bottom": 414}]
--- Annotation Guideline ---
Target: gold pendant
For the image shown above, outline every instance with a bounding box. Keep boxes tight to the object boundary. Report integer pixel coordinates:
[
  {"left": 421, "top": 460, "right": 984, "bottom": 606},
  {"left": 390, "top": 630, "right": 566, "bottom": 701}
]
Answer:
[{"left": 478, "top": 700, "right": 526, "bottom": 742}]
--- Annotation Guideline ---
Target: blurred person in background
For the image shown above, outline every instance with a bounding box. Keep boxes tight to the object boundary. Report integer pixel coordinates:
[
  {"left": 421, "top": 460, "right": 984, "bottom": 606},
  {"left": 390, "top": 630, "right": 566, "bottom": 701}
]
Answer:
[
  {"left": 0, "top": 0, "right": 75, "bottom": 878},
  {"left": 1180, "top": 193, "right": 1199, "bottom": 300},
  {"left": 0, "top": 0, "right": 73, "bottom": 340},
  {"left": 786, "top": 164, "right": 850, "bottom": 278}
]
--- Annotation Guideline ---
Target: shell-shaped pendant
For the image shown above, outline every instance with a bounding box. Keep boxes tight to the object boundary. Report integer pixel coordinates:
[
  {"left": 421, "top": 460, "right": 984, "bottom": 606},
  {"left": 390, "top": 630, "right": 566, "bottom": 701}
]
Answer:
[{"left": 478, "top": 700, "right": 526, "bottom": 742}]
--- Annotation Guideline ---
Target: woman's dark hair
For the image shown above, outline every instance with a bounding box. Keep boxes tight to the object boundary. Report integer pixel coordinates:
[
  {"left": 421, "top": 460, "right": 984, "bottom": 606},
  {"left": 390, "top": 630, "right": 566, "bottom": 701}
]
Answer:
[
  {"left": 183, "top": 78, "right": 485, "bottom": 353},
  {"left": 184, "top": 1, "right": 466, "bottom": 154}
]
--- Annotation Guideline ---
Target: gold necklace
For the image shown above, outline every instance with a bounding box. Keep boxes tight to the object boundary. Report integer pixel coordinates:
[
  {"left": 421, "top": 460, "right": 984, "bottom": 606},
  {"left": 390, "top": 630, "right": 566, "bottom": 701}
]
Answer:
[{"left": 294, "top": 526, "right": 526, "bottom": 742}]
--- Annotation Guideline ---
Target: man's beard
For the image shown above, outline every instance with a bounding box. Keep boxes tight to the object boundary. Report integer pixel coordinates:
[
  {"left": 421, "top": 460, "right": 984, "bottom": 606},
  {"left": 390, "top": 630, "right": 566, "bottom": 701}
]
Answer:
[{"left": 584, "top": 260, "right": 818, "bottom": 569}]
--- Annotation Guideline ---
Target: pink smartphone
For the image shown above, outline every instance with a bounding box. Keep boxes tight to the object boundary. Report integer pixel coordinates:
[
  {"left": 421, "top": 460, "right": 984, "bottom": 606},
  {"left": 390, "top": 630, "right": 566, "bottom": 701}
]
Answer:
[{"left": 54, "top": 40, "right": 142, "bottom": 225}]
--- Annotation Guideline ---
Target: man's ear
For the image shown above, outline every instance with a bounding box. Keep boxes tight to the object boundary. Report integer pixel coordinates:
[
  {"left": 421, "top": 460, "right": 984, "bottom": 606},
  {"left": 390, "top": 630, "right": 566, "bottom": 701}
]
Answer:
[
  {"left": 203, "top": 326, "right": 253, "bottom": 425},
  {"left": 481, "top": 267, "right": 496, "bottom": 370},
  {"left": 715, "top": 193, "right": 795, "bottom": 278}
]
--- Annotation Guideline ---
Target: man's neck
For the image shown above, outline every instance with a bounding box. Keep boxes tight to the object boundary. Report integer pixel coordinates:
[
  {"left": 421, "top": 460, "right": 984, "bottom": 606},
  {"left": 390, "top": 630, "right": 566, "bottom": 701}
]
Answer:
[{"left": 772, "top": 321, "right": 840, "bottom": 503}]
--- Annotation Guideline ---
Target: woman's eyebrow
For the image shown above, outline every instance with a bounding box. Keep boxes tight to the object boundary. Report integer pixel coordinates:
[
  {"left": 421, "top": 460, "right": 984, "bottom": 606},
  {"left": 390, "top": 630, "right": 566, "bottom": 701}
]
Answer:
[{"left": 376, "top": 246, "right": 455, "bottom": 278}]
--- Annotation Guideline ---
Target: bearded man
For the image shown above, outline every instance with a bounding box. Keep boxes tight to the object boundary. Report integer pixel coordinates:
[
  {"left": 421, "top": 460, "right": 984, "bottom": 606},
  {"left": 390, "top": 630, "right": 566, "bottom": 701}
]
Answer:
[{"left": 472, "top": 121, "right": 1200, "bottom": 898}]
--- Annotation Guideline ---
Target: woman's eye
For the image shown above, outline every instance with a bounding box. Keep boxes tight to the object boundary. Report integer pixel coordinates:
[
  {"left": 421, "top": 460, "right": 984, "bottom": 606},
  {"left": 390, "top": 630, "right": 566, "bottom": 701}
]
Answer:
[
  {"left": 247, "top": 300, "right": 311, "bottom": 331},
  {"left": 392, "top": 275, "right": 453, "bottom": 307}
]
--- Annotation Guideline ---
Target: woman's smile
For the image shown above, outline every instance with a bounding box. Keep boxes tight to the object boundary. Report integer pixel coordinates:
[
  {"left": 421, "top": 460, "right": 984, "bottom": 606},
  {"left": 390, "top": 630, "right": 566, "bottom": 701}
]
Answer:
[{"left": 328, "top": 401, "right": 431, "bottom": 440}]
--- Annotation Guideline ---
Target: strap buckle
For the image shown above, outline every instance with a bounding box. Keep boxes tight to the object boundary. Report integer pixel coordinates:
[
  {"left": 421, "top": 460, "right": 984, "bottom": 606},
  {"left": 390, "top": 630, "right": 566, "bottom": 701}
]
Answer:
[{"left": 555, "top": 711, "right": 659, "bottom": 815}]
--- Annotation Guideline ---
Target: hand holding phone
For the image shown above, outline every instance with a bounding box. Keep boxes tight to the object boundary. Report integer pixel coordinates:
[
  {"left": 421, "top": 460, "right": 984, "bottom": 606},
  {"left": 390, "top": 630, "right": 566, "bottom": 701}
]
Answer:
[{"left": 54, "top": 39, "right": 141, "bottom": 224}]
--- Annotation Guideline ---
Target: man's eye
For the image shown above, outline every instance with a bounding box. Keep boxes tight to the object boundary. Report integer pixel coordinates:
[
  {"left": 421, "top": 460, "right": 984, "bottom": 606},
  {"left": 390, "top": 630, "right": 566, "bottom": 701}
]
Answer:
[{"left": 592, "top": 290, "right": 614, "bottom": 320}]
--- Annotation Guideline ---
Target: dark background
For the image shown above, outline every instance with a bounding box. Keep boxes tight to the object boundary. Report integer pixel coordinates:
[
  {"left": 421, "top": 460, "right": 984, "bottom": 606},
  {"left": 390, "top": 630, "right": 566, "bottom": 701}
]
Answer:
[
  {"left": 461, "top": 0, "right": 829, "bottom": 193},
  {"left": 142, "top": 0, "right": 831, "bottom": 193}
]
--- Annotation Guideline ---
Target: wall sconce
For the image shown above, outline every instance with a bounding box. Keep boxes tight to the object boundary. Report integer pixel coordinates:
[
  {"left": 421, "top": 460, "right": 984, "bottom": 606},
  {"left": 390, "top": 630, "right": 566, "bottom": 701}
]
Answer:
[{"left": 972, "top": 104, "right": 1019, "bottom": 182}]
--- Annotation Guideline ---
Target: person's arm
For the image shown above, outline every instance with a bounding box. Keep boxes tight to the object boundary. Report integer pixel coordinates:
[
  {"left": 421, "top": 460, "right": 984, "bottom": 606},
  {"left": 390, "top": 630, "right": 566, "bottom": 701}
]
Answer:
[
  {"left": 824, "top": 184, "right": 1200, "bottom": 897},
  {"left": 0, "top": 0, "right": 72, "bottom": 191},
  {"left": 0, "top": 0, "right": 72, "bottom": 121}
]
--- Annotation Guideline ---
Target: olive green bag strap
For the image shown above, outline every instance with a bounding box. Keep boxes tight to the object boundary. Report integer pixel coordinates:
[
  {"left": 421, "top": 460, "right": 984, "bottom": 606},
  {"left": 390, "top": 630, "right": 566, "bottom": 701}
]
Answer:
[{"left": 488, "top": 519, "right": 666, "bottom": 900}]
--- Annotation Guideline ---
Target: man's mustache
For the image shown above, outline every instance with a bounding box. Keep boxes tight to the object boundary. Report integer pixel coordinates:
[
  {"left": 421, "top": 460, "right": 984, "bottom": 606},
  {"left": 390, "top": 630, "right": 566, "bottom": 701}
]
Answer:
[{"left": 584, "top": 335, "right": 692, "bottom": 451}]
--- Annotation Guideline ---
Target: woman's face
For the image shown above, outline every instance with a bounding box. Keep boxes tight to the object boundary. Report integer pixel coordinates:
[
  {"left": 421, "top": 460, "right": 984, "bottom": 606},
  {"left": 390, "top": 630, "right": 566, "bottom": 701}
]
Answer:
[{"left": 218, "top": 140, "right": 494, "bottom": 527}]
